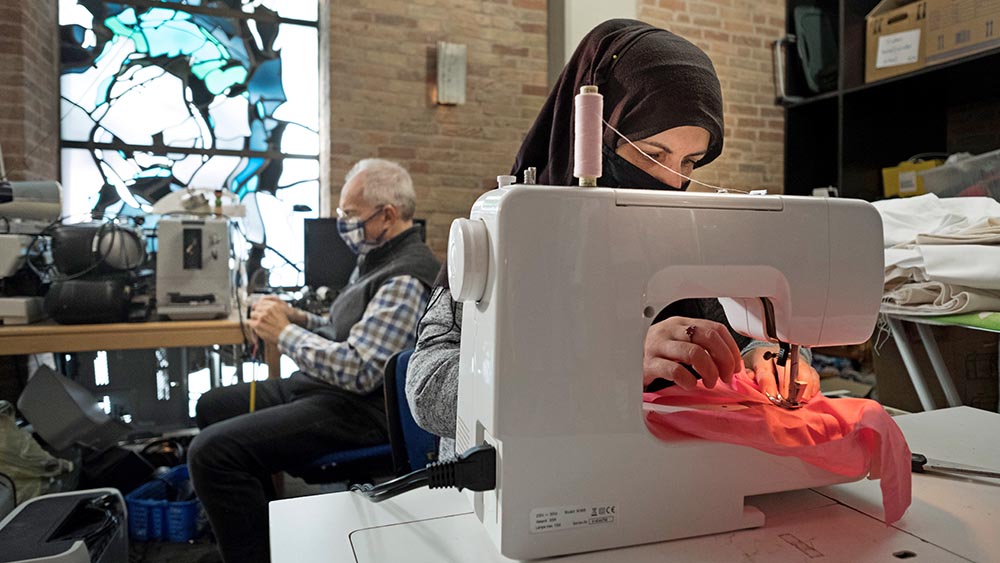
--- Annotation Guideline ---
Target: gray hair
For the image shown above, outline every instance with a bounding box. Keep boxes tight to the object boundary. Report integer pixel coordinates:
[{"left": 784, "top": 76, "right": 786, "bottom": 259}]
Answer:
[{"left": 344, "top": 158, "right": 416, "bottom": 220}]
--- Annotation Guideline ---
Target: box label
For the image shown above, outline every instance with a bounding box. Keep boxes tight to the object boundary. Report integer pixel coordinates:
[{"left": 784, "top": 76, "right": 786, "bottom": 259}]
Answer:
[
  {"left": 877, "top": 29, "right": 922, "bottom": 68},
  {"left": 530, "top": 504, "right": 617, "bottom": 534},
  {"left": 899, "top": 171, "right": 918, "bottom": 194}
]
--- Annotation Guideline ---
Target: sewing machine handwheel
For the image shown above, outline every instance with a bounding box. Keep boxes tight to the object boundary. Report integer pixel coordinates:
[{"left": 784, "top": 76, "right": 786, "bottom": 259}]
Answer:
[{"left": 448, "top": 218, "right": 490, "bottom": 302}]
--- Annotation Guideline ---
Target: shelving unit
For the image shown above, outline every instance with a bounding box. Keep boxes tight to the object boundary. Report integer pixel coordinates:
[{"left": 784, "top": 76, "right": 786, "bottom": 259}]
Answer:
[{"left": 782, "top": 0, "right": 1000, "bottom": 200}]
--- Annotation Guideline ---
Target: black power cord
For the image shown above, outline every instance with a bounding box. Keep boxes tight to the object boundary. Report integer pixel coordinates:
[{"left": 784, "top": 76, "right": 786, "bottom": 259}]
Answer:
[{"left": 351, "top": 443, "right": 497, "bottom": 503}]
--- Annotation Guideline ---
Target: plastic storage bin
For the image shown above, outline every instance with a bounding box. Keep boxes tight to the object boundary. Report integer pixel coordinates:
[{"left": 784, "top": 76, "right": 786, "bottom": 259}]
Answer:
[
  {"left": 125, "top": 464, "right": 202, "bottom": 542},
  {"left": 918, "top": 149, "right": 1000, "bottom": 199}
]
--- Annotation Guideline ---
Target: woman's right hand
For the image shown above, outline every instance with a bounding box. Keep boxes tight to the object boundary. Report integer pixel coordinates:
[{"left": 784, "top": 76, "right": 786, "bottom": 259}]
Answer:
[{"left": 643, "top": 317, "right": 744, "bottom": 390}]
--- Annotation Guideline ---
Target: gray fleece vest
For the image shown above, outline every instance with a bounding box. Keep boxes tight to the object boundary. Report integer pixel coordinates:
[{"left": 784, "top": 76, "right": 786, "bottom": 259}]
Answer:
[{"left": 314, "top": 227, "right": 440, "bottom": 343}]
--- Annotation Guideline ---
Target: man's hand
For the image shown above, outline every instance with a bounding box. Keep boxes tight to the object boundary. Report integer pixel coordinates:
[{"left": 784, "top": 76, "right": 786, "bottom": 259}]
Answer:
[
  {"left": 644, "top": 317, "right": 744, "bottom": 390},
  {"left": 743, "top": 347, "right": 820, "bottom": 402},
  {"left": 249, "top": 297, "right": 299, "bottom": 344}
]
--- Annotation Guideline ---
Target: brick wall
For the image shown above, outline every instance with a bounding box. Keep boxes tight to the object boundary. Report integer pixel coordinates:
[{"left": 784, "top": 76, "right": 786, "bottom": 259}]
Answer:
[
  {"left": 327, "top": 0, "right": 787, "bottom": 256},
  {"left": 0, "top": 0, "right": 59, "bottom": 182},
  {"left": 327, "top": 0, "right": 549, "bottom": 254},
  {"left": 639, "top": 0, "right": 785, "bottom": 193},
  {"left": 0, "top": 1, "right": 786, "bottom": 255}
]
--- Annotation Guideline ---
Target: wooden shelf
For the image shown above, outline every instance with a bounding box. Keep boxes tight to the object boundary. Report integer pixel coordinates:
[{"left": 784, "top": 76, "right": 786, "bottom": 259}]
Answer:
[
  {"left": 782, "top": 89, "right": 839, "bottom": 109},
  {"left": 842, "top": 47, "right": 1000, "bottom": 97},
  {"left": 782, "top": 1, "right": 1000, "bottom": 200}
]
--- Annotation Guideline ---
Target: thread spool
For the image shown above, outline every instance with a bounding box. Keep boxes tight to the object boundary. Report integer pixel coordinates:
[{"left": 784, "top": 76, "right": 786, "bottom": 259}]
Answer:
[
  {"left": 523, "top": 166, "right": 536, "bottom": 185},
  {"left": 574, "top": 85, "right": 603, "bottom": 187}
]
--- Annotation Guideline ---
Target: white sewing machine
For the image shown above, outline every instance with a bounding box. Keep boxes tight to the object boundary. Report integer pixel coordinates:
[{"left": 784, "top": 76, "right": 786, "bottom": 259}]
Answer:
[
  {"left": 156, "top": 215, "right": 232, "bottom": 320},
  {"left": 445, "top": 185, "right": 884, "bottom": 560}
]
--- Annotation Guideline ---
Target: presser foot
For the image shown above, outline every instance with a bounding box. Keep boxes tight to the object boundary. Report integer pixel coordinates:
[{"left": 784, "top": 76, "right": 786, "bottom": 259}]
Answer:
[
  {"left": 764, "top": 344, "right": 807, "bottom": 410},
  {"left": 765, "top": 392, "right": 804, "bottom": 409},
  {"left": 765, "top": 378, "right": 809, "bottom": 409}
]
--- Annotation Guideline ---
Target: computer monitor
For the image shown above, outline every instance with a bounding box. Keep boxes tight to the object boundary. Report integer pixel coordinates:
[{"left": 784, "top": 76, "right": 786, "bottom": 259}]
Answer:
[
  {"left": 303, "top": 218, "right": 357, "bottom": 292},
  {"left": 303, "top": 218, "right": 428, "bottom": 292},
  {"left": 413, "top": 218, "right": 427, "bottom": 242}
]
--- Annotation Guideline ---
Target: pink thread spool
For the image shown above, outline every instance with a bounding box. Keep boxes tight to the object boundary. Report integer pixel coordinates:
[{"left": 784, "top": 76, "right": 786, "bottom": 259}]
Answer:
[{"left": 573, "top": 85, "right": 602, "bottom": 187}]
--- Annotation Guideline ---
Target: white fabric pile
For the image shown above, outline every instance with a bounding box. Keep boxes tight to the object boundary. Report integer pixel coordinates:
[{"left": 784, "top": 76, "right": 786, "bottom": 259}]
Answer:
[{"left": 872, "top": 193, "right": 1000, "bottom": 315}]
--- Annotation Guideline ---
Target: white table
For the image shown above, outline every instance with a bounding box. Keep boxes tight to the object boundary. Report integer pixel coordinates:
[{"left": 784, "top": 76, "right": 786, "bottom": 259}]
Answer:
[{"left": 270, "top": 407, "right": 1000, "bottom": 562}]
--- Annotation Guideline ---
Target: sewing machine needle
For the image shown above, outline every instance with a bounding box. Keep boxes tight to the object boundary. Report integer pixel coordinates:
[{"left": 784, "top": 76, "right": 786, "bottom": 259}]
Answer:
[{"left": 785, "top": 344, "right": 801, "bottom": 405}]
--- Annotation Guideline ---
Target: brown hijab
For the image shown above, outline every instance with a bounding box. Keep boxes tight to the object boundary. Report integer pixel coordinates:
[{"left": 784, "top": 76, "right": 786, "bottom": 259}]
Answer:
[{"left": 511, "top": 19, "right": 724, "bottom": 186}]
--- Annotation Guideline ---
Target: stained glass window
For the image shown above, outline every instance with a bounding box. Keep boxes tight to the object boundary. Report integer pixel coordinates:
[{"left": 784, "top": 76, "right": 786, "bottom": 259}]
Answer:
[{"left": 59, "top": 0, "right": 319, "bottom": 286}]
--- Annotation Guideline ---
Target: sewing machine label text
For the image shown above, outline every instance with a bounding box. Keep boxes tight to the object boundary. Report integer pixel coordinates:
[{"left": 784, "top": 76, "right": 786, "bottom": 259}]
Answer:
[{"left": 529, "top": 504, "right": 617, "bottom": 534}]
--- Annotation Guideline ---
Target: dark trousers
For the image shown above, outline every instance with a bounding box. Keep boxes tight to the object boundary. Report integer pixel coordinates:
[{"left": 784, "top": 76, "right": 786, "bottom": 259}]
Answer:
[{"left": 188, "top": 372, "right": 387, "bottom": 563}]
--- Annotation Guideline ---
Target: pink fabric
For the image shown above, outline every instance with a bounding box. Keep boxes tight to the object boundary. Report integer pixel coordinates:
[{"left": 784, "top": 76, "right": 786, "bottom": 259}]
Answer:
[{"left": 643, "top": 372, "right": 912, "bottom": 524}]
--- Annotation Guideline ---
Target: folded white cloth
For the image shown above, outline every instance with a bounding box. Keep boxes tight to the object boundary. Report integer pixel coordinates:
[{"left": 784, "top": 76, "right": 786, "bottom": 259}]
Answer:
[
  {"left": 874, "top": 194, "right": 1000, "bottom": 315},
  {"left": 883, "top": 247, "right": 925, "bottom": 290},
  {"left": 918, "top": 244, "right": 1000, "bottom": 290},
  {"left": 915, "top": 217, "right": 1000, "bottom": 245},
  {"left": 881, "top": 282, "right": 1000, "bottom": 315},
  {"left": 872, "top": 194, "right": 1000, "bottom": 248}
]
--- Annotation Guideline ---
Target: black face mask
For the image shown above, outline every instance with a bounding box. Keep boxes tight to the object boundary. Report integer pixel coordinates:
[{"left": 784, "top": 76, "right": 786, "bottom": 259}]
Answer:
[{"left": 600, "top": 144, "right": 690, "bottom": 191}]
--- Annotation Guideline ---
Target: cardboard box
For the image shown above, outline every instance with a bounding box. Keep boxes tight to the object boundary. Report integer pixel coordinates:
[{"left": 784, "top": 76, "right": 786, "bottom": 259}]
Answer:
[
  {"left": 925, "top": 0, "right": 1000, "bottom": 67},
  {"left": 881, "top": 158, "right": 944, "bottom": 198},
  {"left": 866, "top": 0, "right": 929, "bottom": 83},
  {"left": 874, "top": 324, "right": 999, "bottom": 413}
]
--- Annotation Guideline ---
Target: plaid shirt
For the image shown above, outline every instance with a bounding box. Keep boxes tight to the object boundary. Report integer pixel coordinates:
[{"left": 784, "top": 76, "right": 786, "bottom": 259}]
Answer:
[{"left": 277, "top": 275, "right": 429, "bottom": 394}]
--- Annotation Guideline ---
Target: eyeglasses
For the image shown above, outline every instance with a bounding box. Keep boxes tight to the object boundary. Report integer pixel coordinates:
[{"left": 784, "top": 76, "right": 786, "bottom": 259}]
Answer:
[{"left": 336, "top": 205, "right": 385, "bottom": 221}]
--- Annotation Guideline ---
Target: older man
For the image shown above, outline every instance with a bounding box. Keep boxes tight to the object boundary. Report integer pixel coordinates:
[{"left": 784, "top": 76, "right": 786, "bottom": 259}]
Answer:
[{"left": 188, "top": 159, "right": 440, "bottom": 563}]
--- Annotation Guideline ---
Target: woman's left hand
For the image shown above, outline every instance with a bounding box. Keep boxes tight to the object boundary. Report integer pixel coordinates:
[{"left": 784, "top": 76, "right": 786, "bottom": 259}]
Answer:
[{"left": 743, "top": 347, "right": 821, "bottom": 403}]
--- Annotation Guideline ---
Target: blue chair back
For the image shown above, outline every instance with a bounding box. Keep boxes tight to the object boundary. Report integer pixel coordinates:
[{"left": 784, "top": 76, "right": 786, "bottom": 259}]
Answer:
[
  {"left": 387, "top": 350, "right": 438, "bottom": 472},
  {"left": 289, "top": 348, "right": 436, "bottom": 483},
  {"left": 396, "top": 350, "right": 438, "bottom": 471}
]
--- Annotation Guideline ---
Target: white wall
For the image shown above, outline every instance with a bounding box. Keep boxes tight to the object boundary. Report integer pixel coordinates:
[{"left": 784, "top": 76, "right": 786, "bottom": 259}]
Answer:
[{"left": 547, "top": 0, "right": 638, "bottom": 85}]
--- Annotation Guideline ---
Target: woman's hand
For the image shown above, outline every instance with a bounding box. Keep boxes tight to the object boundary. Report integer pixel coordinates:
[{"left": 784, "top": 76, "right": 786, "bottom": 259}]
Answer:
[
  {"left": 743, "top": 347, "right": 821, "bottom": 402},
  {"left": 643, "top": 317, "right": 744, "bottom": 390}
]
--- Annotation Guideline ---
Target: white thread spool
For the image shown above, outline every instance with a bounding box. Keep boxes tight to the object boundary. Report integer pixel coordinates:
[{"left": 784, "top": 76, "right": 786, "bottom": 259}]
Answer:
[{"left": 573, "top": 85, "right": 603, "bottom": 187}]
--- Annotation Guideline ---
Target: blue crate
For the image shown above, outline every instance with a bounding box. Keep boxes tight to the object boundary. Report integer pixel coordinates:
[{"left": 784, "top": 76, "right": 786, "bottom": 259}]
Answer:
[{"left": 125, "top": 464, "right": 201, "bottom": 542}]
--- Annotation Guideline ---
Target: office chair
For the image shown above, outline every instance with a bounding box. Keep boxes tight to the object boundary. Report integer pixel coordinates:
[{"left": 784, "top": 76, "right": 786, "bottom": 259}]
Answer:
[
  {"left": 287, "top": 349, "right": 438, "bottom": 485},
  {"left": 383, "top": 349, "right": 439, "bottom": 474}
]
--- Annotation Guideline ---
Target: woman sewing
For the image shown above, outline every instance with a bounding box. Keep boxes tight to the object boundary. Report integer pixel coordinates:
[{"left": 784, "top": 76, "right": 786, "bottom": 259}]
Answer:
[{"left": 406, "top": 19, "right": 820, "bottom": 458}]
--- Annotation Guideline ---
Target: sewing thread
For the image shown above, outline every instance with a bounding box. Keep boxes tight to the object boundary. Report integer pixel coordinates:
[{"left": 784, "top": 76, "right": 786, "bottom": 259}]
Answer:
[
  {"left": 574, "top": 85, "right": 603, "bottom": 187},
  {"left": 604, "top": 120, "right": 753, "bottom": 194}
]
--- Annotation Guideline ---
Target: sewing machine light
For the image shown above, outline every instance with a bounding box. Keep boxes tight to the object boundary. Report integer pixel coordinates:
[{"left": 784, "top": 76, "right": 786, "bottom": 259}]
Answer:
[{"left": 448, "top": 218, "right": 489, "bottom": 302}]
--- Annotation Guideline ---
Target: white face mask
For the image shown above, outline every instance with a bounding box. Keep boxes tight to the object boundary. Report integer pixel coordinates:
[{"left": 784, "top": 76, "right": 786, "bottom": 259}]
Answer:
[{"left": 336, "top": 206, "right": 386, "bottom": 255}]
